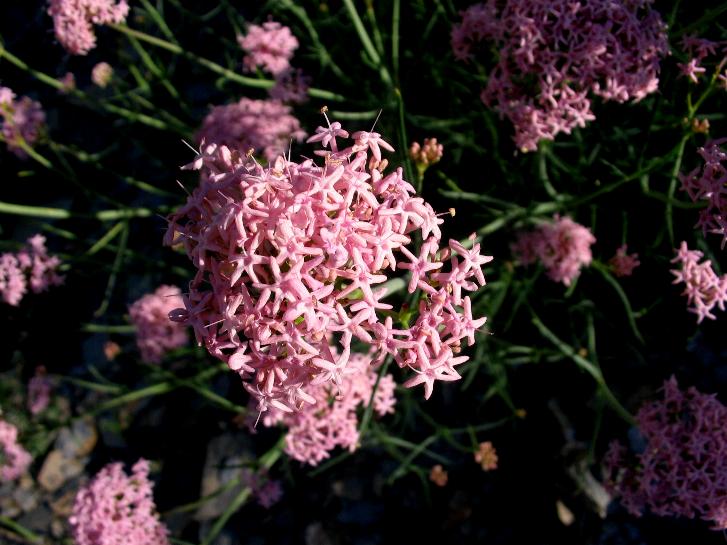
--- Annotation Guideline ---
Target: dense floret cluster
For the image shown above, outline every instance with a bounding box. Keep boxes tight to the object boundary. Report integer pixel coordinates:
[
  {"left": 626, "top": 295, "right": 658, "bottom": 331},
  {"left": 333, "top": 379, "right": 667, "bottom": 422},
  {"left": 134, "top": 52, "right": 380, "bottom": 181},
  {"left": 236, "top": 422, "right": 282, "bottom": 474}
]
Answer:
[
  {"left": 0, "top": 87, "right": 45, "bottom": 158},
  {"left": 609, "top": 245, "right": 640, "bottom": 277},
  {"left": 238, "top": 21, "right": 299, "bottom": 76},
  {"left": 195, "top": 98, "right": 305, "bottom": 162},
  {"left": 604, "top": 377, "right": 727, "bottom": 530},
  {"left": 452, "top": 0, "right": 668, "bottom": 151},
  {"left": 128, "top": 285, "right": 188, "bottom": 363},
  {"left": 48, "top": 0, "right": 129, "bottom": 55},
  {"left": 0, "top": 420, "right": 32, "bottom": 482},
  {"left": 512, "top": 216, "right": 595, "bottom": 286},
  {"left": 70, "top": 459, "right": 170, "bottom": 545},
  {"left": 166, "top": 115, "right": 492, "bottom": 415},
  {"left": 0, "top": 234, "right": 63, "bottom": 306},
  {"left": 670, "top": 241, "right": 727, "bottom": 322}
]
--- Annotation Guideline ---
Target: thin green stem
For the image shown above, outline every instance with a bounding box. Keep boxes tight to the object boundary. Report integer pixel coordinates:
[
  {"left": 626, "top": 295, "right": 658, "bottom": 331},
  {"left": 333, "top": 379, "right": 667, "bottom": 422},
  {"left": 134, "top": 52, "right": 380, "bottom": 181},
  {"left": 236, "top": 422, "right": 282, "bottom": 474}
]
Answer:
[{"left": 342, "top": 0, "right": 392, "bottom": 87}]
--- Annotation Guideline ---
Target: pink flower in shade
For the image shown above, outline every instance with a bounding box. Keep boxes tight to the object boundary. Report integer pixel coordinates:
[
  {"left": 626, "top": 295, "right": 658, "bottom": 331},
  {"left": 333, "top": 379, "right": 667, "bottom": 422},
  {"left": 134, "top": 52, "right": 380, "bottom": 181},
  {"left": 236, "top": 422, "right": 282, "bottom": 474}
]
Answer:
[
  {"left": 28, "top": 366, "right": 52, "bottom": 415},
  {"left": 609, "top": 245, "right": 640, "bottom": 277},
  {"left": 678, "top": 35, "right": 727, "bottom": 85},
  {"left": 678, "top": 58, "right": 707, "bottom": 83},
  {"left": 48, "top": 0, "right": 129, "bottom": 55},
  {"left": 238, "top": 21, "right": 299, "bottom": 76},
  {"left": 256, "top": 351, "right": 397, "bottom": 466},
  {"left": 0, "top": 253, "right": 26, "bottom": 306},
  {"left": 679, "top": 139, "right": 727, "bottom": 248},
  {"left": 0, "top": 420, "right": 32, "bottom": 482},
  {"left": 0, "top": 234, "right": 63, "bottom": 306},
  {"left": 166, "top": 114, "right": 492, "bottom": 415},
  {"left": 91, "top": 62, "right": 113, "bottom": 88},
  {"left": 603, "top": 377, "right": 727, "bottom": 530},
  {"left": 241, "top": 469, "right": 283, "bottom": 508},
  {"left": 512, "top": 216, "right": 595, "bottom": 286},
  {"left": 59, "top": 72, "right": 77, "bottom": 94},
  {"left": 129, "top": 285, "right": 188, "bottom": 363},
  {"left": 474, "top": 441, "right": 498, "bottom": 471},
  {"left": 70, "top": 459, "right": 170, "bottom": 545},
  {"left": 452, "top": 0, "right": 668, "bottom": 151},
  {"left": 269, "top": 69, "right": 310, "bottom": 104},
  {"left": 195, "top": 98, "right": 305, "bottom": 162},
  {"left": 670, "top": 241, "right": 727, "bottom": 323},
  {"left": 0, "top": 87, "right": 45, "bottom": 159}
]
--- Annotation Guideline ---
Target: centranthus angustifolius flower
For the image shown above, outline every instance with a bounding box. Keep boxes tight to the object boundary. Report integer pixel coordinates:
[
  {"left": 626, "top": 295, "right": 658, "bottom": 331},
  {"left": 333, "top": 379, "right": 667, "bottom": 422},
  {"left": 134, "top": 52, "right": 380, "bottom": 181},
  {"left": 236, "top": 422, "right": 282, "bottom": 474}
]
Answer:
[
  {"left": 254, "top": 350, "right": 396, "bottom": 465},
  {"left": 603, "top": 377, "right": 727, "bottom": 530},
  {"left": 0, "top": 419, "right": 32, "bottom": 482},
  {"left": 129, "top": 285, "right": 188, "bottom": 363},
  {"left": 48, "top": 0, "right": 129, "bottom": 55},
  {"left": 679, "top": 138, "right": 727, "bottom": 248},
  {"left": 0, "top": 234, "right": 64, "bottom": 306},
  {"left": 0, "top": 87, "right": 46, "bottom": 159},
  {"left": 452, "top": 0, "right": 668, "bottom": 151},
  {"left": 670, "top": 241, "right": 727, "bottom": 323},
  {"left": 195, "top": 98, "right": 305, "bottom": 162},
  {"left": 165, "top": 113, "right": 492, "bottom": 417},
  {"left": 69, "top": 459, "right": 169, "bottom": 545},
  {"left": 512, "top": 215, "right": 595, "bottom": 286},
  {"left": 238, "top": 20, "right": 299, "bottom": 76}
]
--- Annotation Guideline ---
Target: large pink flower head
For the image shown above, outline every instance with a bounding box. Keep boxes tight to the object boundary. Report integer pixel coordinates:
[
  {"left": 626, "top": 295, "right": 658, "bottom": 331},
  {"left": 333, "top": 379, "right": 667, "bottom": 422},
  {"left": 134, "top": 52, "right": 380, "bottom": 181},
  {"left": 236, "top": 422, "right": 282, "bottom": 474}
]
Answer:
[
  {"left": 238, "top": 20, "right": 299, "bottom": 76},
  {"left": 48, "top": 0, "right": 129, "bottom": 55},
  {"left": 452, "top": 0, "right": 668, "bottom": 151},
  {"left": 256, "top": 351, "right": 396, "bottom": 466},
  {"left": 603, "top": 377, "right": 727, "bottom": 530},
  {"left": 70, "top": 459, "right": 169, "bottom": 545},
  {"left": 129, "top": 285, "right": 188, "bottom": 363},
  {"left": 0, "top": 87, "right": 46, "bottom": 159},
  {"left": 670, "top": 241, "right": 727, "bottom": 323},
  {"left": 166, "top": 113, "right": 492, "bottom": 415},
  {"left": 0, "top": 234, "right": 64, "bottom": 306},
  {"left": 679, "top": 139, "right": 727, "bottom": 248},
  {"left": 0, "top": 419, "right": 32, "bottom": 482},
  {"left": 195, "top": 98, "right": 305, "bottom": 162},
  {"left": 512, "top": 216, "right": 595, "bottom": 286}
]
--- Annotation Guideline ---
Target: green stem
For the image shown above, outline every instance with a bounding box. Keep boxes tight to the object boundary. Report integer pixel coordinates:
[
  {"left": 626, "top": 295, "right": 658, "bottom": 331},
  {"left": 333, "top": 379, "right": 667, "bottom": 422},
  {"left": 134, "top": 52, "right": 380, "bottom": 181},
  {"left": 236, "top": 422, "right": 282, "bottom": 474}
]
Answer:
[{"left": 342, "top": 0, "right": 392, "bottom": 87}]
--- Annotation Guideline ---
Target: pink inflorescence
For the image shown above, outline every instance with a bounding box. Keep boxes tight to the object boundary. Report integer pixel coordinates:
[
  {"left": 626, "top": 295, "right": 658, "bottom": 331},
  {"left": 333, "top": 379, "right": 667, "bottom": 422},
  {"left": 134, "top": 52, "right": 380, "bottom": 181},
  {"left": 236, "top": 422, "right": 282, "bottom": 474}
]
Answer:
[
  {"left": 0, "top": 419, "right": 32, "bottom": 482},
  {"left": 0, "top": 234, "right": 64, "bottom": 306},
  {"left": 678, "top": 36, "right": 726, "bottom": 84},
  {"left": 609, "top": 245, "right": 640, "bottom": 278},
  {"left": 238, "top": 20, "right": 299, "bottom": 76},
  {"left": 48, "top": 0, "right": 129, "bottom": 55},
  {"left": 269, "top": 68, "right": 311, "bottom": 104},
  {"left": 28, "top": 366, "right": 52, "bottom": 415},
  {"left": 91, "top": 62, "right": 114, "bottom": 88},
  {"left": 129, "top": 285, "right": 188, "bottom": 363},
  {"left": 257, "top": 351, "right": 397, "bottom": 465},
  {"left": 196, "top": 98, "right": 305, "bottom": 162},
  {"left": 512, "top": 216, "right": 595, "bottom": 286},
  {"left": 670, "top": 241, "right": 727, "bottom": 323},
  {"left": 603, "top": 377, "right": 727, "bottom": 530},
  {"left": 679, "top": 139, "right": 727, "bottom": 248},
  {"left": 409, "top": 138, "right": 444, "bottom": 170},
  {"left": 70, "top": 459, "right": 170, "bottom": 545},
  {"left": 166, "top": 114, "right": 492, "bottom": 416},
  {"left": 0, "top": 87, "right": 45, "bottom": 159},
  {"left": 451, "top": 0, "right": 668, "bottom": 151}
]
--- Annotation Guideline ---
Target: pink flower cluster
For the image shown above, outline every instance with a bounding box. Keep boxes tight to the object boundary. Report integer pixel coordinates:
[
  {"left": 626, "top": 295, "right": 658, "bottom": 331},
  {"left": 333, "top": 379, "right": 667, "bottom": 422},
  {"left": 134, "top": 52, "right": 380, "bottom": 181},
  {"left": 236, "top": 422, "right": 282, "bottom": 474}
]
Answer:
[
  {"left": 409, "top": 138, "right": 444, "bottom": 170},
  {"left": 238, "top": 19, "right": 310, "bottom": 103},
  {"left": 0, "top": 420, "right": 32, "bottom": 482},
  {"left": 91, "top": 62, "right": 114, "bottom": 88},
  {"left": 28, "top": 366, "right": 52, "bottom": 415},
  {"left": 195, "top": 98, "right": 305, "bottom": 162},
  {"left": 0, "top": 234, "right": 63, "bottom": 306},
  {"left": 241, "top": 468, "right": 283, "bottom": 508},
  {"left": 609, "top": 245, "right": 640, "bottom": 278},
  {"left": 0, "top": 87, "right": 45, "bottom": 159},
  {"left": 128, "top": 285, "right": 188, "bottom": 363},
  {"left": 238, "top": 21, "right": 299, "bottom": 76},
  {"left": 680, "top": 139, "right": 727, "bottom": 248},
  {"left": 48, "top": 0, "right": 129, "bottom": 55},
  {"left": 70, "top": 459, "right": 169, "bottom": 545},
  {"left": 166, "top": 115, "right": 491, "bottom": 416},
  {"left": 670, "top": 241, "right": 727, "bottom": 323},
  {"left": 452, "top": 0, "right": 668, "bottom": 151},
  {"left": 678, "top": 36, "right": 726, "bottom": 84},
  {"left": 257, "top": 351, "right": 396, "bottom": 465},
  {"left": 512, "top": 216, "right": 595, "bottom": 286},
  {"left": 603, "top": 377, "right": 727, "bottom": 530}
]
